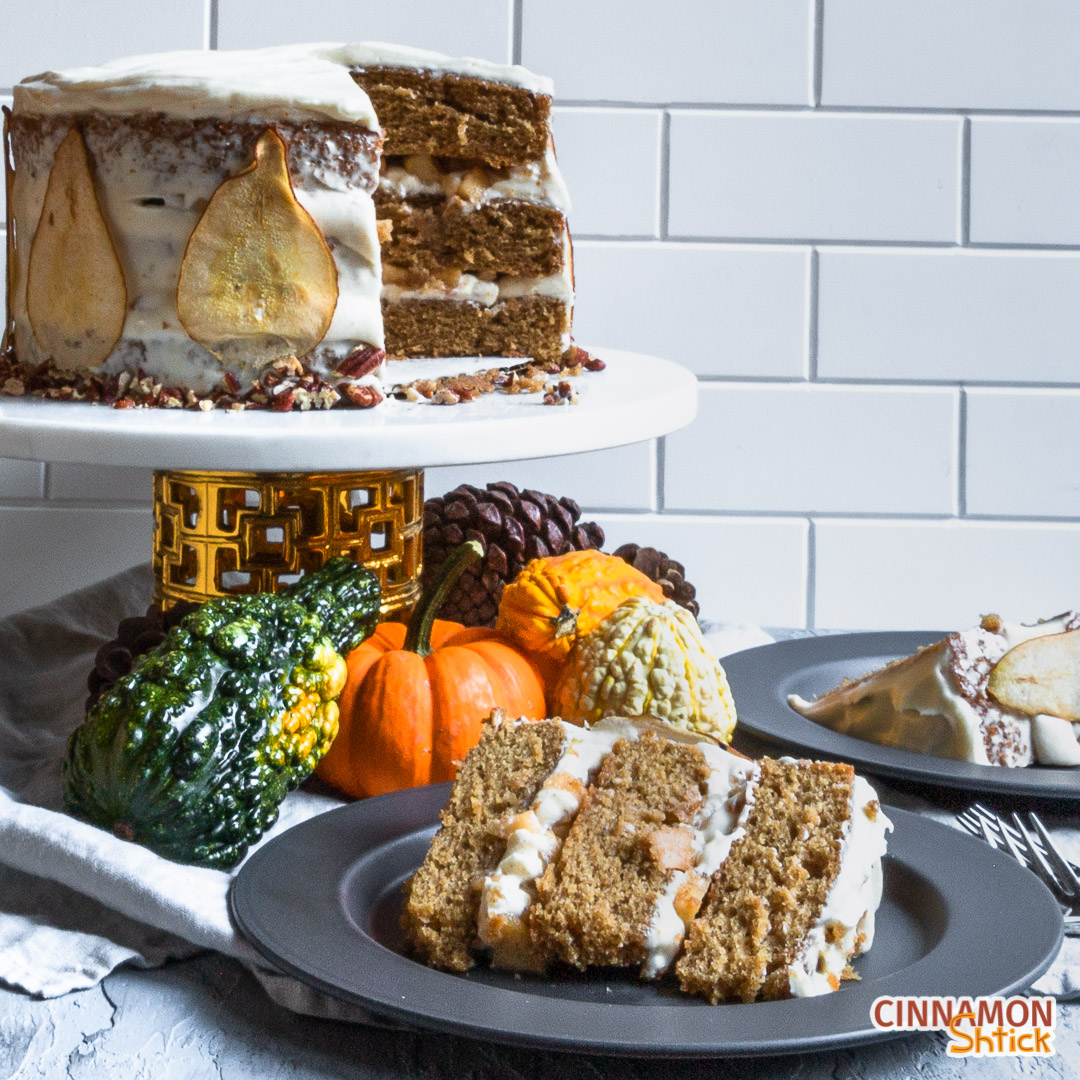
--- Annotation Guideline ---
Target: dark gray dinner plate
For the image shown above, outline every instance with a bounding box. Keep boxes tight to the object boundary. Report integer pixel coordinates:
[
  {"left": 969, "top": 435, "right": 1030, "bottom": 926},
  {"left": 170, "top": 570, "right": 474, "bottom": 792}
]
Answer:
[
  {"left": 726, "top": 631, "right": 1080, "bottom": 800},
  {"left": 229, "top": 784, "right": 1063, "bottom": 1058}
]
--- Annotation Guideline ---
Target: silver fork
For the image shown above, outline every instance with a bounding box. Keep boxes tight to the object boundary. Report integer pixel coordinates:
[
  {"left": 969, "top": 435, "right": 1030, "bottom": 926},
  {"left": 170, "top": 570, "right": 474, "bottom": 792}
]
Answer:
[{"left": 956, "top": 803, "right": 1080, "bottom": 934}]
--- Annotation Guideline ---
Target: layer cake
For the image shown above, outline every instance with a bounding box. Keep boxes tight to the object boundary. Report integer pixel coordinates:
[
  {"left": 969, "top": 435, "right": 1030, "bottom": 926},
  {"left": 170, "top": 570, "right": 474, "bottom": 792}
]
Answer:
[{"left": 401, "top": 714, "right": 891, "bottom": 1002}]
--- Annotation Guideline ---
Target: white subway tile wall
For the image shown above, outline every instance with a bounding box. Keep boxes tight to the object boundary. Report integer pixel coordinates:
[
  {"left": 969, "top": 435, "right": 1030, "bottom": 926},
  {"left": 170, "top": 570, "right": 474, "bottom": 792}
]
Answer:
[
  {"left": 668, "top": 112, "right": 962, "bottom": 242},
  {"left": 1, "top": 1, "right": 1077, "bottom": 627}
]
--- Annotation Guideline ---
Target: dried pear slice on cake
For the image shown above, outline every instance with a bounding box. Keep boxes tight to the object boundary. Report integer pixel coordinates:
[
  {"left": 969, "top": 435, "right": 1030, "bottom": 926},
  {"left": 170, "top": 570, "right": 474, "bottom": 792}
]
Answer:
[
  {"left": 26, "top": 127, "right": 127, "bottom": 369},
  {"left": 987, "top": 628, "right": 1080, "bottom": 720},
  {"left": 177, "top": 128, "right": 339, "bottom": 368}
]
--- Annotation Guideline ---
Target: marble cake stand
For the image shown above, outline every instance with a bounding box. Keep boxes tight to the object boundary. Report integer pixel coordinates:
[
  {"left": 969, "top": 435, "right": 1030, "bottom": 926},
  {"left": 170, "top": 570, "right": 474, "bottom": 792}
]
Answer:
[{"left": 0, "top": 349, "right": 697, "bottom": 615}]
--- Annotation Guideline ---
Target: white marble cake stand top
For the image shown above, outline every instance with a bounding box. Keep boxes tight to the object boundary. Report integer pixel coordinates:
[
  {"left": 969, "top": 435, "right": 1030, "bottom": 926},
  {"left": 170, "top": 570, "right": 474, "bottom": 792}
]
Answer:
[{"left": 0, "top": 349, "right": 696, "bottom": 471}]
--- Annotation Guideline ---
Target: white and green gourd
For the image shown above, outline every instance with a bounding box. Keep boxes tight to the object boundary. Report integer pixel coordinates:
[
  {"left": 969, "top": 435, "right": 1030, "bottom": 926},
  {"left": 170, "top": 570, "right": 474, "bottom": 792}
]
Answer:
[{"left": 552, "top": 596, "right": 737, "bottom": 743}]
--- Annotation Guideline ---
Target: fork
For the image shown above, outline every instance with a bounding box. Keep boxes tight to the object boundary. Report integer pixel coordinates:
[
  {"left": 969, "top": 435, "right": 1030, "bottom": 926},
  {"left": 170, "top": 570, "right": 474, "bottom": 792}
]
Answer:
[{"left": 956, "top": 803, "right": 1080, "bottom": 934}]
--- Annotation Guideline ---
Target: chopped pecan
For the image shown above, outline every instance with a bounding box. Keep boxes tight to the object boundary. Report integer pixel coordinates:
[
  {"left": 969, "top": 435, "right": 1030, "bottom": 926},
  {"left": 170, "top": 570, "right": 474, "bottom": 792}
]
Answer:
[
  {"left": 340, "top": 382, "right": 383, "bottom": 408},
  {"left": 336, "top": 345, "right": 386, "bottom": 379}
]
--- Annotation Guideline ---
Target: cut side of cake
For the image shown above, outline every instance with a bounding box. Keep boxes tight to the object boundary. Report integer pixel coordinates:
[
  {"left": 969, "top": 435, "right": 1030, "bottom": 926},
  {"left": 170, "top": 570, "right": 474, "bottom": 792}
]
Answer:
[
  {"left": 400, "top": 714, "right": 892, "bottom": 1001},
  {"left": 320, "top": 44, "right": 574, "bottom": 366},
  {"left": 788, "top": 613, "right": 1080, "bottom": 767}
]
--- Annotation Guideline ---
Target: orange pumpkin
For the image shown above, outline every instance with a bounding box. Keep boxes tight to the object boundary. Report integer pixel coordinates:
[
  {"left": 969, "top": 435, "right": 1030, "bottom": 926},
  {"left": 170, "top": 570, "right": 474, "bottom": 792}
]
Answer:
[
  {"left": 495, "top": 549, "right": 664, "bottom": 681},
  {"left": 316, "top": 542, "right": 546, "bottom": 799}
]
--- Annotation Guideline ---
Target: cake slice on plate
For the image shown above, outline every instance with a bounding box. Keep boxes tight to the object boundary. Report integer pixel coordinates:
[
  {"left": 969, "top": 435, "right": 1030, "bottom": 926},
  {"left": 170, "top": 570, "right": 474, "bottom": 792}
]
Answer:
[
  {"left": 401, "top": 713, "right": 892, "bottom": 1001},
  {"left": 788, "top": 613, "right": 1080, "bottom": 767}
]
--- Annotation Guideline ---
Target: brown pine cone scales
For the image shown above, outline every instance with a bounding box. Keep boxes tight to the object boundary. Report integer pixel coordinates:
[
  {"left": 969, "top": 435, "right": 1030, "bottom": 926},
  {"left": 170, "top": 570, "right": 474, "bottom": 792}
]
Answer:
[
  {"left": 422, "top": 482, "right": 605, "bottom": 627},
  {"left": 612, "top": 543, "right": 700, "bottom": 620},
  {"left": 87, "top": 599, "right": 201, "bottom": 708}
]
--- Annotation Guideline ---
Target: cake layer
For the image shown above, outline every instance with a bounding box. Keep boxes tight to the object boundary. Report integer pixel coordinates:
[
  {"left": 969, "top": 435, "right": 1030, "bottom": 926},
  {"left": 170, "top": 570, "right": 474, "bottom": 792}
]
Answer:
[
  {"left": 675, "top": 759, "right": 863, "bottom": 1003},
  {"left": 400, "top": 715, "right": 566, "bottom": 972},
  {"left": 477, "top": 718, "right": 643, "bottom": 971},
  {"left": 377, "top": 192, "right": 567, "bottom": 278},
  {"left": 529, "top": 731, "right": 712, "bottom": 971},
  {"left": 382, "top": 295, "right": 570, "bottom": 364},
  {"left": 347, "top": 66, "right": 551, "bottom": 166},
  {"left": 7, "top": 110, "right": 383, "bottom": 394}
]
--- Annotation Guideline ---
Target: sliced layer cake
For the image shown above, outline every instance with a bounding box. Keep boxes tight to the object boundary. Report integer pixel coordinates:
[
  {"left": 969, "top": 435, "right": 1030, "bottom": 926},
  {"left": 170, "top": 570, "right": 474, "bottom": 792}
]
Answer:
[
  {"left": 788, "top": 613, "right": 1080, "bottom": 767},
  {"left": 401, "top": 714, "right": 891, "bottom": 1001},
  {"left": 320, "top": 44, "right": 573, "bottom": 366}
]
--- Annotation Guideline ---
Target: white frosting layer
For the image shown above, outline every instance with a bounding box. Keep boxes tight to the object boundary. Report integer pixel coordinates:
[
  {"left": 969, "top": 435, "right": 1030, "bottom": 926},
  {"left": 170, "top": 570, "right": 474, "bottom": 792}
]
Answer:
[
  {"left": 312, "top": 41, "right": 554, "bottom": 94},
  {"left": 641, "top": 744, "right": 760, "bottom": 978},
  {"left": 14, "top": 47, "right": 377, "bottom": 125},
  {"left": 380, "top": 142, "right": 571, "bottom": 213},
  {"left": 477, "top": 718, "right": 642, "bottom": 967},
  {"left": 788, "top": 615, "right": 1080, "bottom": 767},
  {"left": 787, "top": 776, "right": 892, "bottom": 997}
]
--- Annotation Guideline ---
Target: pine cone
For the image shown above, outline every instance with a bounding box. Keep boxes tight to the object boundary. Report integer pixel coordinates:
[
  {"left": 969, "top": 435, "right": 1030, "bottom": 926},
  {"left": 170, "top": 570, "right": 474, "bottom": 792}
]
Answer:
[
  {"left": 87, "top": 599, "right": 201, "bottom": 708},
  {"left": 422, "top": 482, "right": 605, "bottom": 627},
  {"left": 612, "top": 543, "right": 700, "bottom": 620}
]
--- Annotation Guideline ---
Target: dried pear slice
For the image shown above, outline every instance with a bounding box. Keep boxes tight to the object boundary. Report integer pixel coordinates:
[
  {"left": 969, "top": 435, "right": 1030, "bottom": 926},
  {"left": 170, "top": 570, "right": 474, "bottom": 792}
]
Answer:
[
  {"left": 26, "top": 127, "right": 127, "bottom": 370},
  {"left": 177, "top": 128, "right": 338, "bottom": 368},
  {"left": 987, "top": 628, "right": 1080, "bottom": 721}
]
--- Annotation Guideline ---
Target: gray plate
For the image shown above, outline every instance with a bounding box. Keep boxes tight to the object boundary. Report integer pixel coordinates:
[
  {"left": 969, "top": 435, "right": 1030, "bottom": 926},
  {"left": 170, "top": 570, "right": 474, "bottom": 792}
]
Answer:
[
  {"left": 229, "top": 785, "right": 1063, "bottom": 1058},
  {"left": 727, "top": 631, "right": 1080, "bottom": 801}
]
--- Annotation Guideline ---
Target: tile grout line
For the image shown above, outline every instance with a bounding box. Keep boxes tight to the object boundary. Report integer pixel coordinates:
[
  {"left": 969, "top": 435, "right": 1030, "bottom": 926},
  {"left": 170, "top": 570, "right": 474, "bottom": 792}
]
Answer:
[
  {"left": 805, "top": 518, "right": 817, "bottom": 630},
  {"left": 957, "top": 388, "right": 968, "bottom": 516},
  {"left": 807, "top": 248, "right": 819, "bottom": 380},
  {"left": 812, "top": 0, "right": 825, "bottom": 107},
  {"left": 658, "top": 111, "right": 671, "bottom": 241},
  {"left": 510, "top": 0, "right": 523, "bottom": 66},
  {"left": 960, "top": 116, "right": 972, "bottom": 245},
  {"left": 546, "top": 101, "right": 1080, "bottom": 117},
  {"left": 574, "top": 234, "right": 1080, "bottom": 250},
  {"left": 655, "top": 437, "right": 666, "bottom": 513}
]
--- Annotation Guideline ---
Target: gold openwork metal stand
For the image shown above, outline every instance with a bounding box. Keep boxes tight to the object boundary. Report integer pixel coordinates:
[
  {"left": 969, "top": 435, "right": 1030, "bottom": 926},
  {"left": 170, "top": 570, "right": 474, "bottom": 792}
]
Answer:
[{"left": 152, "top": 467, "right": 424, "bottom": 618}]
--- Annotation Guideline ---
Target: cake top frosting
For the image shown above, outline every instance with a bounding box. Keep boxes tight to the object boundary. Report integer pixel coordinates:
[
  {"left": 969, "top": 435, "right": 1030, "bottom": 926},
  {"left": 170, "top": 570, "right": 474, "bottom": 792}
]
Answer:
[
  {"left": 13, "top": 46, "right": 379, "bottom": 126},
  {"left": 311, "top": 41, "right": 555, "bottom": 95}
]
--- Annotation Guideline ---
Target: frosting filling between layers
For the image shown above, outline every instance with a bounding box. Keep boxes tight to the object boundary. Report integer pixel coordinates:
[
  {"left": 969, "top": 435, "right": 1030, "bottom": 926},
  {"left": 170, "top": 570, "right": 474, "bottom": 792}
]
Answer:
[
  {"left": 787, "top": 774, "right": 892, "bottom": 997},
  {"left": 640, "top": 744, "right": 760, "bottom": 978},
  {"left": 379, "top": 142, "right": 571, "bottom": 212},
  {"left": 477, "top": 718, "right": 642, "bottom": 969}
]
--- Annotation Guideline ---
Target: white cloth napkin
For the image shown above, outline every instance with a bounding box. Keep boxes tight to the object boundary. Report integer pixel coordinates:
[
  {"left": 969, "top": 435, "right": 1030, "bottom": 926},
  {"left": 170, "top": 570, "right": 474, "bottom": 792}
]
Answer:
[
  {"left": 0, "top": 565, "right": 354, "bottom": 1015},
  {"left": 0, "top": 569, "right": 1074, "bottom": 1014}
]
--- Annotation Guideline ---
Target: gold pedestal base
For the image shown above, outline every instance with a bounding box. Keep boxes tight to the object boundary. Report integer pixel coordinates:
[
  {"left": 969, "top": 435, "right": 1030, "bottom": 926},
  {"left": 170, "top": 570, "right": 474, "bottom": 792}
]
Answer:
[{"left": 153, "top": 468, "right": 423, "bottom": 617}]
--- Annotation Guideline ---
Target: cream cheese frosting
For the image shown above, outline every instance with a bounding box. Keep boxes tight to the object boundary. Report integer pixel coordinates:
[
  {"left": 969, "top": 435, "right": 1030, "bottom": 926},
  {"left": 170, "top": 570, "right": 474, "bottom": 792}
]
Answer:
[
  {"left": 379, "top": 142, "right": 572, "bottom": 214},
  {"left": 787, "top": 774, "right": 892, "bottom": 997},
  {"left": 312, "top": 41, "right": 554, "bottom": 95},
  {"left": 14, "top": 47, "right": 378, "bottom": 125},
  {"left": 788, "top": 614, "right": 1080, "bottom": 767}
]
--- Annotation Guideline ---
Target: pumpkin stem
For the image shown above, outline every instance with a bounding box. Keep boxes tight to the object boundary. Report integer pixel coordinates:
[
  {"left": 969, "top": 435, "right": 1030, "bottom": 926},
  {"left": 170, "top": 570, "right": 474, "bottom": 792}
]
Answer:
[
  {"left": 553, "top": 605, "right": 580, "bottom": 640},
  {"left": 404, "top": 540, "right": 484, "bottom": 658}
]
